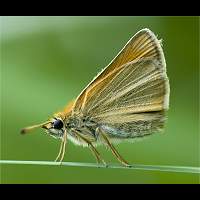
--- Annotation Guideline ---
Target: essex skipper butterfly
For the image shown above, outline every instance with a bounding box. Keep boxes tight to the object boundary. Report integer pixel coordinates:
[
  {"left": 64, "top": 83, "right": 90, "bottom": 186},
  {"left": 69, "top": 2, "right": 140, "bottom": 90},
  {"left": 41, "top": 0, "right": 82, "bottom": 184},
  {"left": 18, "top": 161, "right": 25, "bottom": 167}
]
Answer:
[{"left": 21, "top": 28, "right": 170, "bottom": 166}]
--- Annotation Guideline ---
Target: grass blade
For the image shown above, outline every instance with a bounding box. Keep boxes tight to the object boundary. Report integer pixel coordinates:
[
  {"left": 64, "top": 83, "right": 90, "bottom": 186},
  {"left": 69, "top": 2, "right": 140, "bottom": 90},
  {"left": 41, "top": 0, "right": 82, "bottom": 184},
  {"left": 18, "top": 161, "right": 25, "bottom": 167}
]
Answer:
[{"left": 0, "top": 160, "right": 199, "bottom": 174}]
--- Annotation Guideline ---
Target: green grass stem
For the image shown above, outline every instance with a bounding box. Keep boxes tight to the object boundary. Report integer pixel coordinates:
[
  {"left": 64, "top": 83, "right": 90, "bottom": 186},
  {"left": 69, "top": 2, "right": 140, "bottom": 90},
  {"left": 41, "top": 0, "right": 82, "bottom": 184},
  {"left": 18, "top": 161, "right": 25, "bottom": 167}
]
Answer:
[{"left": 0, "top": 160, "right": 199, "bottom": 174}]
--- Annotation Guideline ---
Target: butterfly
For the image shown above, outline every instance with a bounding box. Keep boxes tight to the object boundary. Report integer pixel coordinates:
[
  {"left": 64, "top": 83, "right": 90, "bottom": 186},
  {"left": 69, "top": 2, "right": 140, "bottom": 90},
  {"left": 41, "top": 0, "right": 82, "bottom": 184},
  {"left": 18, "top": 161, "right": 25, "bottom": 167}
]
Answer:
[{"left": 21, "top": 28, "right": 170, "bottom": 166}]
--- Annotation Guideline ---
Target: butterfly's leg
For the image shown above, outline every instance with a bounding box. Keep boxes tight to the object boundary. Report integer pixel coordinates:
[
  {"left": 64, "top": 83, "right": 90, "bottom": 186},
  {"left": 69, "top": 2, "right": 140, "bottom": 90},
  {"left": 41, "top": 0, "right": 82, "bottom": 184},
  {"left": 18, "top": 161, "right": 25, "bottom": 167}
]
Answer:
[
  {"left": 89, "top": 145, "right": 107, "bottom": 166},
  {"left": 98, "top": 128, "right": 130, "bottom": 167},
  {"left": 59, "top": 129, "right": 67, "bottom": 163},
  {"left": 88, "top": 146, "right": 101, "bottom": 164},
  {"left": 72, "top": 129, "right": 106, "bottom": 165},
  {"left": 55, "top": 140, "right": 64, "bottom": 162}
]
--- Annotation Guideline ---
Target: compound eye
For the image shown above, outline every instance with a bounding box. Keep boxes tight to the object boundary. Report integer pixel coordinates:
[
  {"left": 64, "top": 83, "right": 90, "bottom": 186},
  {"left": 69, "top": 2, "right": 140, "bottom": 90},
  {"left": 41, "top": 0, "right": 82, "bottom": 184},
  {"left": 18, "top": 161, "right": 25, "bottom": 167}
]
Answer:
[{"left": 53, "top": 119, "right": 63, "bottom": 130}]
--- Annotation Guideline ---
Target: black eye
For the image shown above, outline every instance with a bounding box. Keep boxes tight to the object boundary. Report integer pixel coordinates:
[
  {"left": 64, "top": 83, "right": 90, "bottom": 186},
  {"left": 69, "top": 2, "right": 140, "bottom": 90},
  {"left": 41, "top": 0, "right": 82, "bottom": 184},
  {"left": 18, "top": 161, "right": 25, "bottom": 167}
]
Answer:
[{"left": 53, "top": 119, "right": 63, "bottom": 129}]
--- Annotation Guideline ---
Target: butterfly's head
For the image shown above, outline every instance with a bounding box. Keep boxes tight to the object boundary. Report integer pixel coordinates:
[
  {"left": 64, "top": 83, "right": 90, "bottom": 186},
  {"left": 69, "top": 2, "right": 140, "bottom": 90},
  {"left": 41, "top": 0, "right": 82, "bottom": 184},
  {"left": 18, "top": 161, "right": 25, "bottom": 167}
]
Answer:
[
  {"left": 20, "top": 114, "right": 65, "bottom": 139},
  {"left": 42, "top": 116, "right": 65, "bottom": 139}
]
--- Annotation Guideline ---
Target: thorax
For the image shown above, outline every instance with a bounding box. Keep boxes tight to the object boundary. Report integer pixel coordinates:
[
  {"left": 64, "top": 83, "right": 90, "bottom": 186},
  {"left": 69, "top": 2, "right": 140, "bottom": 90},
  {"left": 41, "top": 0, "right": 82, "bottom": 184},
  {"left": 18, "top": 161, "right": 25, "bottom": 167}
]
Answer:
[
  {"left": 64, "top": 114, "right": 99, "bottom": 142},
  {"left": 65, "top": 114, "right": 96, "bottom": 128}
]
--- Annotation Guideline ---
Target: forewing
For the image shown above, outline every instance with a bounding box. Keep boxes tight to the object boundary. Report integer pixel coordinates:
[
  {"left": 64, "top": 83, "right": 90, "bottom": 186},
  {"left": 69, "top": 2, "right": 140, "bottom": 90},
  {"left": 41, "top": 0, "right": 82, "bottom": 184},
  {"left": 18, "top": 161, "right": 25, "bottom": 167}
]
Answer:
[
  {"left": 90, "top": 57, "right": 169, "bottom": 116},
  {"left": 72, "top": 28, "right": 168, "bottom": 114}
]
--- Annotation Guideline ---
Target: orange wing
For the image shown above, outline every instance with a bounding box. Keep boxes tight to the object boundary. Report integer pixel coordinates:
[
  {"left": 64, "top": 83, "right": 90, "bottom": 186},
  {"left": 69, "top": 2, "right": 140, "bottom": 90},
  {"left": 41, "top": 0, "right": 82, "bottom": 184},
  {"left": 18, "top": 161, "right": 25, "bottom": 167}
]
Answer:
[{"left": 72, "top": 28, "right": 168, "bottom": 115}]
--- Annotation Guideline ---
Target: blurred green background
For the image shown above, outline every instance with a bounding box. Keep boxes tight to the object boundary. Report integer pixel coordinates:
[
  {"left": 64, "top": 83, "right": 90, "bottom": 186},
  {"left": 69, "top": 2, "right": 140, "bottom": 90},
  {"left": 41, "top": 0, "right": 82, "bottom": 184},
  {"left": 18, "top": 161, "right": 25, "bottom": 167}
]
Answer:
[{"left": 0, "top": 16, "right": 199, "bottom": 183}]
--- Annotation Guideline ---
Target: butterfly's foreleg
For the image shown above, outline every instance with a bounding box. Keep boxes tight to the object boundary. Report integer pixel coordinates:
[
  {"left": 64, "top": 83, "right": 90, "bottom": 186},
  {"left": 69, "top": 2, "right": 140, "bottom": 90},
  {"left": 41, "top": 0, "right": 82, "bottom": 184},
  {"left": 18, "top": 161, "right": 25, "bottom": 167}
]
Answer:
[
  {"left": 55, "top": 130, "right": 67, "bottom": 164},
  {"left": 72, "top": 129, "right": 106, "bottom": 165},
  {"left": 59, "top": 129, "right": 67, "bottom": 163},
  {"left": 97, "top": 127, "right": 130, "bottom": 167},
  {"left": 55, "top": 140, "right": 64, "bottom": 162}
]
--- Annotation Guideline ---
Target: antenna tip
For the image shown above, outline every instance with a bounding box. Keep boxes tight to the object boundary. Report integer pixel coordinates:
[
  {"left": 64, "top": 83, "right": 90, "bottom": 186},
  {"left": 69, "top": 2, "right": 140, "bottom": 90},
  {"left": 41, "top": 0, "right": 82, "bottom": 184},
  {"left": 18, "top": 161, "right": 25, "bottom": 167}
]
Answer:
[
  {"left": 20, "top": 128, "right": 27, "bottom": 134},
  {"left": 20, "top": 121, "right": 50, "bottom": 135}
]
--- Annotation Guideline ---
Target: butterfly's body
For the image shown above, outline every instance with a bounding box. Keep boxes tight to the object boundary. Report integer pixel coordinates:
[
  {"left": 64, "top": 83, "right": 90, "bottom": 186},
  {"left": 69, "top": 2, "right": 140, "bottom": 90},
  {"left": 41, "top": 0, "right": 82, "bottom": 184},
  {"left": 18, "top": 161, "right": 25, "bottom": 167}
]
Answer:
[
  {"left": 21, "top": 28, "right": 170, "bottom": 166},
  {"left": 62, "top": 110, "right": 165, "bottom": 147},
  {"left": 65, "top": 114, "right": 99, "bottom": 146}
]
